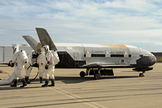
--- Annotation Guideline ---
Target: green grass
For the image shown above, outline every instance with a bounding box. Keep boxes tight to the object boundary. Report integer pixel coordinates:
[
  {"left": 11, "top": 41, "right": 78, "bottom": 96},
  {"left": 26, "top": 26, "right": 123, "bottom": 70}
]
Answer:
[{"left": 156, "top": 58, "right": 162, "bottom": 62}]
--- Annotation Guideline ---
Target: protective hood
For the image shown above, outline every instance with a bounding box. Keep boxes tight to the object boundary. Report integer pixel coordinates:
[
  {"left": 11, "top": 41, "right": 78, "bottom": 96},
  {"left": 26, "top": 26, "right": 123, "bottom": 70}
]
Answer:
[
  {"left": 12, "top": 44, "right": 19, "bottom": 54},
  {"left": 43, "top": 45, "right": 49, "bottom": 54}
]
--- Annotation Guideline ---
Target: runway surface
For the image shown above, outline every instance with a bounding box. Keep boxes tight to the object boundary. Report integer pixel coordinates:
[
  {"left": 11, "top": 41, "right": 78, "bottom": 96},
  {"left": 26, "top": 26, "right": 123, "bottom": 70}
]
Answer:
[{"left": 0, "top": 63, "right": 162, "bottom": 108}]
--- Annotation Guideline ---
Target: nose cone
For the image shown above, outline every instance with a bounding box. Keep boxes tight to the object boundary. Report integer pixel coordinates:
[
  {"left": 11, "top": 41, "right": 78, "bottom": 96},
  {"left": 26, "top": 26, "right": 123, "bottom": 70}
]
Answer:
[{"left": 136, "top": 54, "right": 156, "bottom": 67}]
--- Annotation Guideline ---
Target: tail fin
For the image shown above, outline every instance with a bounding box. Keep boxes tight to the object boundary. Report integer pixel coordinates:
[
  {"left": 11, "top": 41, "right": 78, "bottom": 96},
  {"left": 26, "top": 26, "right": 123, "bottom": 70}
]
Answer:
[
  {"left": 36, "top": 28, "right": 57, "bottom": 51},
  {"left": 23, "top": 35, "right": 39, "bottom": 51}
]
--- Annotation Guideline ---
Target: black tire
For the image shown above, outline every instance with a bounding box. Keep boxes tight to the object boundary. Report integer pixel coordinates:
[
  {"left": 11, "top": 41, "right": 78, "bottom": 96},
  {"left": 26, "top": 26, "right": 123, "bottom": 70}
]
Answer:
[
  {"left": 94, "top": 73, "right": 100, "bottom": 80},
  {"left": 80, "top": 71, "right": 86, "bottom": 77}
]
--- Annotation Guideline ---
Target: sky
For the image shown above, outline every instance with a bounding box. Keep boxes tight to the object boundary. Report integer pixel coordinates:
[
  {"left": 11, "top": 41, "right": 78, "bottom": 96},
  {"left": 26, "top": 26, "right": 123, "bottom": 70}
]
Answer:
[{"left": 0, "top": 0, "right": 162, "bottom": 52}]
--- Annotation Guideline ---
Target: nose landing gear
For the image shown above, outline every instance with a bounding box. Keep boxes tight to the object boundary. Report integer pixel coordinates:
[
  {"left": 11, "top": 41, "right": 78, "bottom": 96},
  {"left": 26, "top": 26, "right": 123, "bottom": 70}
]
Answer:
[{"left": 139, "top": 71, "right": 145, "bottom": 77}]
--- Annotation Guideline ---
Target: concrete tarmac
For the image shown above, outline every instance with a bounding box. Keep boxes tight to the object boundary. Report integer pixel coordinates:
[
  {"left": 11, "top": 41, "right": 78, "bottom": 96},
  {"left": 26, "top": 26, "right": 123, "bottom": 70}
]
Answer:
[{"left": 0, "top": 63, "right": 162, "bottom": 108}]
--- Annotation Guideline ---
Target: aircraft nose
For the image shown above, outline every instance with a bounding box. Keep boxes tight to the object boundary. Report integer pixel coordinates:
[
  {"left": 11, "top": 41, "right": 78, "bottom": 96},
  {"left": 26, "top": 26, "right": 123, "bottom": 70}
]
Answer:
[{"left": 136, "top": 54, "right": 156, "bottom": 67}]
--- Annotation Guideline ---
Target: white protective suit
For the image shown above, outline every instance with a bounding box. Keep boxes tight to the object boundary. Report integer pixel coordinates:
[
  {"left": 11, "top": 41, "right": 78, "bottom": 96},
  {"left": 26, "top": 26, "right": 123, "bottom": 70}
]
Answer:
[
  {"left": 44, "top": 45, "right": 55, "bottom": 79},
  {"left": 10, "top": 44, "right": 28, "bottom": 87},
  {"left": 37, "top": 47, "right": 47, "bottom": 83},
  {"left": 0, "top": 44, "right": 18, "bottom": 85},
  {"left": 25, "top": 50, "right": 34, "bottom": 77},
  {"left": 12, "top": 48, "right": 28, "bottom": 79},
  {"left": 42, "top": 45, "right": 59, "bottom": 87},
  {"left": 24, "top": 50, "right": 34, "bottom": 83}
]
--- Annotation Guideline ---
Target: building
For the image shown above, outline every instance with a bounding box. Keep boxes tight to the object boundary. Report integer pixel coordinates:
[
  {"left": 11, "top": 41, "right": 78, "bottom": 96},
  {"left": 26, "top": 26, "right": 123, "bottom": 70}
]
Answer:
[{"left": 0, "top": 45, "right": 32, "bottom": 63}]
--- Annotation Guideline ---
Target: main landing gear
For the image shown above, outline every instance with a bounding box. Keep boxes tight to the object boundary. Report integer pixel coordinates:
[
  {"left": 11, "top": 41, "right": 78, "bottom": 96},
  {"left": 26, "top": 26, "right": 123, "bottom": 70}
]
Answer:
[
  {"left": 79, "top": 68, "right": 114, "bottom": 80},
  {"left": 94, "top": 73, "right": 101, "bottom": 80},
  {"left": 80, "top": 71, "right": 86, "bottom": 77}
]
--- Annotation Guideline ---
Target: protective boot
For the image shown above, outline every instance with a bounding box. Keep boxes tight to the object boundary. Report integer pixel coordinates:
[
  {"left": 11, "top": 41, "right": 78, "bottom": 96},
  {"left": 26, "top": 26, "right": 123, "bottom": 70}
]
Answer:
[
  {"left": 20, "top": 79, "right": 27, "bottom": 87},
  {"left": 42, "top": 79, "right": 49, "bottom": 87},
  {"left": 25, "top": 76, "right": 30, "bottom": 84},
  {"left": 40, "top": 77, "right": 43, "bottom": 83},
  {"left": 48, "top": 79, "right": 55, "bottom": 86},
  {"left": 10, "top": 79, "right": 17, "bottom": 87}
]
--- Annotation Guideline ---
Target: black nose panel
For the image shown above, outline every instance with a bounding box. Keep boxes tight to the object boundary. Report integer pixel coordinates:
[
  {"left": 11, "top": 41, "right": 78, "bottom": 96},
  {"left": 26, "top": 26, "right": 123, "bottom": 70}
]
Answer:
[{"left": 136, "top": 56, "right": 155, "bottom": 67}]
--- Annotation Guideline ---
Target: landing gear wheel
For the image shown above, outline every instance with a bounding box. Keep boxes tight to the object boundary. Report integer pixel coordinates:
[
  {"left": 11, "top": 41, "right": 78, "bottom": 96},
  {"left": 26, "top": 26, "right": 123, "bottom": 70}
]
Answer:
[
  {"left": 94, "top": 73, "right": 100, "bottom": 80},
  {"left": 139, "top": 73, "right": 144, "bottom": 77},
  {"left": 80, "top": 71, "right": 86, "bottom": 77}
]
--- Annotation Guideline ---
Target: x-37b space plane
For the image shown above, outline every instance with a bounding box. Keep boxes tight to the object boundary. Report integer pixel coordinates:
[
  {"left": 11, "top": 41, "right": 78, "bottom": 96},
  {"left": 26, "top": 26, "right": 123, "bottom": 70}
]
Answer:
[{"left": 23, "top": 28, "right": 156, "bottom": 79}]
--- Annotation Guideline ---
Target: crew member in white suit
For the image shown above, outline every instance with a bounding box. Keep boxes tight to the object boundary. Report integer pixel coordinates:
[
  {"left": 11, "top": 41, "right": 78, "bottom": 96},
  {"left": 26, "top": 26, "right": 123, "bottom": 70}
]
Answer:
[
  {"left": 37, "top": 47, "right": 47, "bottom": 83},
  {"left": 24, "top": 50, "right": 34, "bottom": 84},
  {"left": 9, "top": 44, "right": 28, "bottom": 87},
  {"left": 42, "top": 45, "right": 59, "bottom": 87}
]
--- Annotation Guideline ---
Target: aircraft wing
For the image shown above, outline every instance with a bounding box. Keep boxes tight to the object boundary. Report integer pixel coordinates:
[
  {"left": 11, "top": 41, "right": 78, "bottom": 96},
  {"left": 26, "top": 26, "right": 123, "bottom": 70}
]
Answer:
[
  {"left": 23, "top": 36, "right": 39, "bottom": 51},
  {"left": 36, "top": 28, "right": 57, "bottom": 51},
  {"left": 80, "top": 63, "right": 100, "bottom": 68},
  {"left": 80, "top": 63, "right": 130, "bottom": 68}
]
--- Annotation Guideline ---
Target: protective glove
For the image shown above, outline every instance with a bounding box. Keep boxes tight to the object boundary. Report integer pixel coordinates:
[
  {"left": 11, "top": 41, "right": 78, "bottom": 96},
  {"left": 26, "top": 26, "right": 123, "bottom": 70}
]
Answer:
[
  {"left": 11, "top": 63, "right": 14, "bottom": 67},
  {"left": 8, "top": 60, "right": 14, "bottom": 67},
  {"left": 45, "top": 65, "right": 49, "bottom": 69},
  {"left": 8, "top": 61, "right": 11, "bottom": 66}
]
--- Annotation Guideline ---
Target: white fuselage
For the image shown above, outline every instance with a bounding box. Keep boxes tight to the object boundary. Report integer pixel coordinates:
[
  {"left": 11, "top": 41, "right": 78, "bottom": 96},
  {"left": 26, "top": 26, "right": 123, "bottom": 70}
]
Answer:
[{"left": 54, "top": 43, "right": 156, "bottom": 68}]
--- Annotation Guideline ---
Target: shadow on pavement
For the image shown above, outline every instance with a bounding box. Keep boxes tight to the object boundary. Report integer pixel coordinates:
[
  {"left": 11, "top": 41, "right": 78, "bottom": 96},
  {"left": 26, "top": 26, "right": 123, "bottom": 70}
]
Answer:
[{"left": 0, "top": 76, "right": 139, "bottom": 90}]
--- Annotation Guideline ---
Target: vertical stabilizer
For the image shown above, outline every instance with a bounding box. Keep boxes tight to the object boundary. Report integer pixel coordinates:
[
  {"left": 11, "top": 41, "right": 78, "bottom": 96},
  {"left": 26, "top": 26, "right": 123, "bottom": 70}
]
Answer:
[
  {"left": 23, "top": 35, "right": 39, "bottom": 51},
  {"left": 36, "top": 28, "right": 57, "bottom": 51}
]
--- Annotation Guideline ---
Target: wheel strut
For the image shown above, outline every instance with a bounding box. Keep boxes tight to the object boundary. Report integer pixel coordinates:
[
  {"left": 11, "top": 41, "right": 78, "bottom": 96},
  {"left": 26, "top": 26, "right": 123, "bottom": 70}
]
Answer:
[
  {"left": 139, "top": 71, "right": 145, "bottom": 77},
  {"left": 80, "top": 71, "right": 86, "bottom": 77}
]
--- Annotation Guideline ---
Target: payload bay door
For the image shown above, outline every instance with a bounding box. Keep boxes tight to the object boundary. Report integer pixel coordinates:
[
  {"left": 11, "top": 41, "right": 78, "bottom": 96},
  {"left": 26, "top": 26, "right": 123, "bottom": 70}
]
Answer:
[{"left": 0, "top": 47, "right": 4, "bottom": 62}]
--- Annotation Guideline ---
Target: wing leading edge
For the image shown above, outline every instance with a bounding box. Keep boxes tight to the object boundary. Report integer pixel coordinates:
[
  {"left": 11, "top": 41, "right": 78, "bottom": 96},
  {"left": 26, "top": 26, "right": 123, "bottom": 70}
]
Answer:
[{"left": 23, "top": 35, "right": 39, "bottom": 51}]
